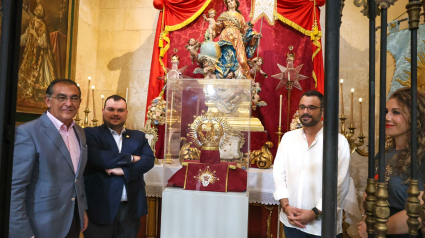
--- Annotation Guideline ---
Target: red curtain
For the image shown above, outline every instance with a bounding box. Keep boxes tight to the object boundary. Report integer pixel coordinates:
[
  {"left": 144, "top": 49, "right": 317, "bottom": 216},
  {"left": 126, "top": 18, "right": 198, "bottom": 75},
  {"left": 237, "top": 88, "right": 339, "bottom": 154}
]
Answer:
[
  {"left": 276, "top": 0, "right": 325, "bottom": 93},
  {"left": 147, "top": 0, "right": 212, "bottom": 119},
  {"left": 148, "top": 0, "right": 325, "bottom": 158},
  {"left": 147, "top": 0, "right": 325, "bottom": 118}
]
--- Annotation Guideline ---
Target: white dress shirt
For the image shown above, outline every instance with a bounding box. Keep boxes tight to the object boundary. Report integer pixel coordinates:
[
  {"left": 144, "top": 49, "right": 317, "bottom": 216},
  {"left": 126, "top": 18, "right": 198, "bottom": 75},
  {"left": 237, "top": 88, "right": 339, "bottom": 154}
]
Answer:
[
  {"left": 108, "top": 127, "right": 130, "bottom": 202},
  {"left": 273, "top": 127, "right": 350, "bottom": 236}
]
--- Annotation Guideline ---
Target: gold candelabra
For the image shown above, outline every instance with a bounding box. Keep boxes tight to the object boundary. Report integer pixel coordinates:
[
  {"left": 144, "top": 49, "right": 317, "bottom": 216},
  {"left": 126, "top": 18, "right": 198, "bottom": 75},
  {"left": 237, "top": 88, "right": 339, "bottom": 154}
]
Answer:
[
  {"left": 82, "top": 108, "right": 91, "bottom": 128},
  {"left": 74, "top": 113, "right": 81, "bottom": 125},
  {"left": 276, "top": 126, "right": 283, "bottom": 145},
  {"left": 339, "top": 114, "right": 368, "bottom": 156},
  {"left": 92, "top": 117, "right": 98, "bottom": 127}
]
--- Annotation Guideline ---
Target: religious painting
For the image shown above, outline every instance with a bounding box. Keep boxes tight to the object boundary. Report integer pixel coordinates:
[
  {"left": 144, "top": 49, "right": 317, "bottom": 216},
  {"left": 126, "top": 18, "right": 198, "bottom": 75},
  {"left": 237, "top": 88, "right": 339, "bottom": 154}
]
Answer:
[{"left": 16, "top": 0, "right": 79, "bottom": 114}]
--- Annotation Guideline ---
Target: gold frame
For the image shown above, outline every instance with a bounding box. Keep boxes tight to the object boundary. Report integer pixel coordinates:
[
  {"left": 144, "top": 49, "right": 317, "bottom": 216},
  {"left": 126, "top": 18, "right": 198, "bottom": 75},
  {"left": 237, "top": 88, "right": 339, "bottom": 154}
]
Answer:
[
  {"left": 220, "top": 130, "right": 245, "bottom": 165},
  {"left": 16, "top": 0, "right": 80, "bottom": 114}
]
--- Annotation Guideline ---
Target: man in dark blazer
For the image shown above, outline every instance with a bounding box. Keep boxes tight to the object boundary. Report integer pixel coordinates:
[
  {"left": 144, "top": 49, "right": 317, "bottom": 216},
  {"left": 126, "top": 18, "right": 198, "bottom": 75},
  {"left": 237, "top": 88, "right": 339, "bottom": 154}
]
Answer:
[
  {"left": 83, "top": 95, "right": 154, "bottom": 238},
  {"left": 9, "top": 79, "right": 89, "bottom": 238}
]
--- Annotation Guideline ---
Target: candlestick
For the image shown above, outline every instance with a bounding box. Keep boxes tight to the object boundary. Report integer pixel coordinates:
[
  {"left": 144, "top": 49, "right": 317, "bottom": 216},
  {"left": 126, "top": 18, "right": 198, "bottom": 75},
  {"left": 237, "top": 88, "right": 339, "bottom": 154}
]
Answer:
[
  {"left": 359, "top": 98, "right": 363, "bottom": 134},
  {"left": 279, "top": 95, "right": 282, "bottom": 128},
  {"left": 350, "top": 88, "right": 354, "bottom": 125},
  {"left": 92, "top": 86, "right": 96, "bottom": 118},
  {"left": 125, "top": 88, "right": 128, "bottom": 102},
  {"left": 165, "top": 92, "right": 174, "bottom": 164},
  {"left": 75, "top": 84, "right": 80, "bottom": 123},
  {"left": 101, "top": 95, "right": 104, "bottom": 109},
  {"left": 86, "top": 77, "right": 91, "bottom": 109},
  {"left": 340, "top": 79, "right": 344, "bottom": 116}
]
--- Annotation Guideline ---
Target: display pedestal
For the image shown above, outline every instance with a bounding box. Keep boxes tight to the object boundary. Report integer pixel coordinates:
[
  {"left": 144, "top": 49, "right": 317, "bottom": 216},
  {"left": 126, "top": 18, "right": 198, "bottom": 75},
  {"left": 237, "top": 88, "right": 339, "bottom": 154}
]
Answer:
[{"left": 160, "top": 187, "right": 249, "bottom": 238}]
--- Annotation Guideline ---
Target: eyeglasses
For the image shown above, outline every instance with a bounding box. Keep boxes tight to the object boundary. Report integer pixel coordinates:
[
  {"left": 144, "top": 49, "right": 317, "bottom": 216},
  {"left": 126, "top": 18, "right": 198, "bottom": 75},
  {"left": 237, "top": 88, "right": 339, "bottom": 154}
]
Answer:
[
  {"left": 297, "top": 105, "right": 323, "bottom": 111},
  {"left": 52, "top": 95, "right": 80, "bottom": 102}
]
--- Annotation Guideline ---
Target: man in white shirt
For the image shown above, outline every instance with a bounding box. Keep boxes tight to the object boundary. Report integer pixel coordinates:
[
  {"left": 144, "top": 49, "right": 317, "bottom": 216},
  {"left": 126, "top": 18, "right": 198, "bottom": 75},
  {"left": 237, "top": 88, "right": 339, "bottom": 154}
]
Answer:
[{"left": 273, "top": 90, "right": 350, "bottom": 237}]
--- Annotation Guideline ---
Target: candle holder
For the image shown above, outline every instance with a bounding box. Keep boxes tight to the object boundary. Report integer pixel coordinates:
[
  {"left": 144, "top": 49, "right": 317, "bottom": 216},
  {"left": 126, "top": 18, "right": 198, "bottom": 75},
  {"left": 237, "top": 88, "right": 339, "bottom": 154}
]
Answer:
[
  {"left": 276, "top": 126, "right": 283, "bottom": 145},
  {"left": 339, "top": 115, "right": 368, "bottom": 156},
  {"left": 82, "top": 108, "right": 91, "bottom": 128},
  {"left": 74, "top": 114, "right": 81, "bottom": 125},
  {"left": 92, "top": 116, "right": 98, "bottom": 127}
]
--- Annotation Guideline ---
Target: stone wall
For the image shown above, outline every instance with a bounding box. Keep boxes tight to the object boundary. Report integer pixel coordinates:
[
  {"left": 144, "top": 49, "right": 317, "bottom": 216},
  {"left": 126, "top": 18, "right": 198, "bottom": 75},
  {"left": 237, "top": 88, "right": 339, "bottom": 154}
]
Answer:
[{"left": 75, "top": 0, "right": 158, "bottom": 128}]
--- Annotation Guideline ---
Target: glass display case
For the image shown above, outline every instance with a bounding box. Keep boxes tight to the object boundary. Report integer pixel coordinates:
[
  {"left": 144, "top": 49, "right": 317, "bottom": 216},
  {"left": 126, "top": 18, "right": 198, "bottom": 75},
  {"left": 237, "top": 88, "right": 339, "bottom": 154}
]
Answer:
[{"left": 162, "top": 78, "right": 252, "bottom": 193}]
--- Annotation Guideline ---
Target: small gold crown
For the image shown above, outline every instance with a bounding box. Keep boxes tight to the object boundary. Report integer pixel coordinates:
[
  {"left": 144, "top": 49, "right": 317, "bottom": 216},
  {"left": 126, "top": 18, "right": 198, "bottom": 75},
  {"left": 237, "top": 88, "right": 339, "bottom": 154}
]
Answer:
[{"left": 188, "top": 112, "right": 231, "bottom": 150}]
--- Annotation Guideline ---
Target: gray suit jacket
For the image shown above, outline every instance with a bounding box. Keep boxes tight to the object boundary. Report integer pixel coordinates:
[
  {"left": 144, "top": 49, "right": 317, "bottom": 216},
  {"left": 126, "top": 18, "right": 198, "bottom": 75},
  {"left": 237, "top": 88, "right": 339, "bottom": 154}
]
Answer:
[{"left": 9, "top": 113, "right": 88, "bottom": 238}]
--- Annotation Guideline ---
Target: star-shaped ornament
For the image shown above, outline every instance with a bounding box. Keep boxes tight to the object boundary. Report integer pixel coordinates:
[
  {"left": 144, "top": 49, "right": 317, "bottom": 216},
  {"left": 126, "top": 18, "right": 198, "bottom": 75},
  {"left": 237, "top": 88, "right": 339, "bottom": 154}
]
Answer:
[{"left": 271, "top": 63, "right": 308, "bottom": 90}]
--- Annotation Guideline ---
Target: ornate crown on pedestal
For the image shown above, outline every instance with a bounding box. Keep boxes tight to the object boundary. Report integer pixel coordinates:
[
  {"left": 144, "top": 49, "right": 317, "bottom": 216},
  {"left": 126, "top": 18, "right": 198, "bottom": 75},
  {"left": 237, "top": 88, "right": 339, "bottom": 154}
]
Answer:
[{"left": 188, "top": 112, "right": 231, "bottom": 150}]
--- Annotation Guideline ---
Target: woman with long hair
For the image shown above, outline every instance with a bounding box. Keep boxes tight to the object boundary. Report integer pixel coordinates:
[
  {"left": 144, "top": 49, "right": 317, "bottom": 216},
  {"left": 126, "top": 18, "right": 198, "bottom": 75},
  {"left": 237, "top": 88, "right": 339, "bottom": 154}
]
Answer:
[{"left": 358, "top": 87, "right": 425, "bottom": 237}]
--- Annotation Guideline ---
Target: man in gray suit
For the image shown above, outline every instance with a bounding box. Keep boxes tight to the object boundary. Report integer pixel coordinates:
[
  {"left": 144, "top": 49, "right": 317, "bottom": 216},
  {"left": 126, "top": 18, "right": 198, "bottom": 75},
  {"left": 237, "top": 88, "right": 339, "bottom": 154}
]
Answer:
[{"left": 9, "top": 79, "right": 89, "bottom": 238}]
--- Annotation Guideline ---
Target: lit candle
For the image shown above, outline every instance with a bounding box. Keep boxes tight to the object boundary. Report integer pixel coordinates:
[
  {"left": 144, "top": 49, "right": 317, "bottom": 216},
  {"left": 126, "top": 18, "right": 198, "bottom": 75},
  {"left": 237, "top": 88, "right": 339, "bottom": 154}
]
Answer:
[
  {"left": 86, "top": 77, "right": 91, "bottom": 109},
  {"left": 101, "top": 95, "right": 104, "bottom": 109},
  {"left": 340, "top": 79, "right": 344, "bottom": 116},
  {"left": 279, "top": 95, "right": 282, "bottom": 128},
  {"left": 359, "top": 98, "right": 363, "bottom": 134},
  {"left": 350, "top": 88, "right": 354, "bottom": 124},
  {"left": 125, "top": 88, "right": 128, "bottom": 102},
  {"left": 92, "top": 86, "right": 96, "bottom": 117}
]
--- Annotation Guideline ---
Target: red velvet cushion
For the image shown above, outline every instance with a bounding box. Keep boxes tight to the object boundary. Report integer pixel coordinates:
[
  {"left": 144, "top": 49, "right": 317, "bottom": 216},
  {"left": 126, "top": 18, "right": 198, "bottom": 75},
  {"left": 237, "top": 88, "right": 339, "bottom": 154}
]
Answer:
[
  {"left": 184, "top": 163, "right": 229, "bottom": 192},
  {"left": 167, "top": 162, "right": 247, "bottom": 192}
]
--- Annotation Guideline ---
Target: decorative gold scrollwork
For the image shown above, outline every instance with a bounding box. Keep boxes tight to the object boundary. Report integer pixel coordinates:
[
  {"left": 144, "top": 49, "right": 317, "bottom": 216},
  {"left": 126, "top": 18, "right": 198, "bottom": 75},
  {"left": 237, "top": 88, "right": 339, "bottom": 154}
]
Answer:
[
  {"left": 179, "top": 137, "right": 201, "bottom": 163},
  {"left": 249, "top": 141, "right": 274, "bottom": 169}
]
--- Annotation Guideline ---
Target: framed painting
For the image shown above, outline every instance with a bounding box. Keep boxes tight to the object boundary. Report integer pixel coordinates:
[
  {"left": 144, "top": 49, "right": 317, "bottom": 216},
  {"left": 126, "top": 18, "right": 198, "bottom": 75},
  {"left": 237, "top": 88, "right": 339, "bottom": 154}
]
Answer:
[{"left": 16, "top": 0, "right": 80, "bottom": 114}]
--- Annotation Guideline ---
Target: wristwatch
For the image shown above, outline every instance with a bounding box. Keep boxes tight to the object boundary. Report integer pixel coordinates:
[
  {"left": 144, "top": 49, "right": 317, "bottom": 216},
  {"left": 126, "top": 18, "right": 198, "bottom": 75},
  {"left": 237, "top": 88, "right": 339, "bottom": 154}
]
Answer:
[{"left": 312, "top": 207, "right": 322, "bottom": 220}]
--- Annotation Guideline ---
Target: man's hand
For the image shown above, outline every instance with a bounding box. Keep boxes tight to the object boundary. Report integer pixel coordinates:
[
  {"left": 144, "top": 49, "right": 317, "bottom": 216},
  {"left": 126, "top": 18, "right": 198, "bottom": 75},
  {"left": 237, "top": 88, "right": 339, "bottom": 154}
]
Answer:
[
  {"left": 287, "top": 207, "right": 315, "bottom": 227},
  {"left": 132, "top": 155, "right": 140, "bottom": 163},
  {"left": 105, "top": 168, "right": 124, "bottom": 176},
  {"left": 284, "top": 206, "right": 305, "bottom": 228},
  {"left": 81, "top": 211, "right": 88, "bottom": 232}
]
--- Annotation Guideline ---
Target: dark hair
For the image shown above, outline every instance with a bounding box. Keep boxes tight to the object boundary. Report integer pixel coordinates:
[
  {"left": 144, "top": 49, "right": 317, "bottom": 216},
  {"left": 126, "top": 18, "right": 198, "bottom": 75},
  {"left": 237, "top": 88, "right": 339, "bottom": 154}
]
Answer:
[
  {"left": 104, "top": 95, "right": 126, "bottom": 109},
  {"left": 386, "top": 87, "right": 425, "bottom": 178},
  {"left": 300, "top": 90, "right": 324, "bottom": 107},
  {"left": 224, "top": 0, "right": 241, "bottom": 14},
  {"left": 46, "top": 79, "right": 81, "bottom": 98}
]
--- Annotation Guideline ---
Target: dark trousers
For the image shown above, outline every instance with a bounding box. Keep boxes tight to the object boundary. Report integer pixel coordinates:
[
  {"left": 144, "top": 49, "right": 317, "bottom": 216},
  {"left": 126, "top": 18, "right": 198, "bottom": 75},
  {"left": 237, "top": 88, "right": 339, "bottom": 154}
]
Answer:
[
  {"left": 283, "top": 225, "right": 343, "bottom": 238},
  {"left": 83, "top": 202, "right": 141, "bottom": 238},
  {"left": 65, "top": 202, "right": 81, "bottom": 238}
]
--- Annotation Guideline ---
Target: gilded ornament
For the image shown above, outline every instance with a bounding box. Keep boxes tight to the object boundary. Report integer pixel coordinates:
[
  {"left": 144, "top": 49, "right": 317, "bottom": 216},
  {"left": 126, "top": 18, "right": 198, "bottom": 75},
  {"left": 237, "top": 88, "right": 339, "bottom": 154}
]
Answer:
[
  {"left": 249, "top": 141, "right": 273, "bottom": 169},
  {"left": 188, "top": 112, "right": 231, "bottom": 150},
  {"left": 179, "top": 137, "right": 201, "bottom": 163},
  {"left": 147, "top": 96, "right": 167, "bottom": 126}
]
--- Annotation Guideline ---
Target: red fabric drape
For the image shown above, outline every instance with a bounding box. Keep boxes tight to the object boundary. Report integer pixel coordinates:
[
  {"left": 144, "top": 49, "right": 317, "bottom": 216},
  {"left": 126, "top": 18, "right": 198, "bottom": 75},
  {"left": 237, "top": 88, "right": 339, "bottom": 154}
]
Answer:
[
  {"left": 276, "top": 0, "right": 325, "bottom": 93},
  {"left": 147, "top": 0, "right": 211, "bottom": 121},
  {"left": 147, "top": 10, "right": 166, "bottom": 115},
  {"left": 147, "top": 0, "right": 324, "bottom": 158}
]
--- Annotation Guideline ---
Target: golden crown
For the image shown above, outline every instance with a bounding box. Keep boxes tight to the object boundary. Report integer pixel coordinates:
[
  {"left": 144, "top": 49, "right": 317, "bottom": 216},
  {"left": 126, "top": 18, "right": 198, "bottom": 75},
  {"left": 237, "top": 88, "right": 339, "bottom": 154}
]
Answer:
[{"left": 188, "top": 112, "right": 231, "bottom": 150}]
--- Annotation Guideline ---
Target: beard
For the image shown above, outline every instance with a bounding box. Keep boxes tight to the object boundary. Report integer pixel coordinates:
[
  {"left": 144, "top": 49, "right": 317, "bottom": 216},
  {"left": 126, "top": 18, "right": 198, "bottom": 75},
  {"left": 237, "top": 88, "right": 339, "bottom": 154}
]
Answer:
[
  {"left": 104, "top": 118, "right": 125, "bottom": 131},
  {"left": 300, "top": 113, "right": 321, "bottom": 127}
]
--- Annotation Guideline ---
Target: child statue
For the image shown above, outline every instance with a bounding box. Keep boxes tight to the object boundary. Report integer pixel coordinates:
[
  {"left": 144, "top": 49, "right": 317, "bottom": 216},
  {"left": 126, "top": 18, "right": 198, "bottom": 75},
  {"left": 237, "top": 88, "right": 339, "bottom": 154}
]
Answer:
[
  {"left": 185, "top": 38, "right": 201, "bottom": 64},
  {"left": 248, "top": 57, "right": 268, "bottom": 78},
  {"left": 203, "top": 9, "right": 217, "bottom": 41},
  {"left": 193, "top": 58, "right": 216, "bottom": 79}
]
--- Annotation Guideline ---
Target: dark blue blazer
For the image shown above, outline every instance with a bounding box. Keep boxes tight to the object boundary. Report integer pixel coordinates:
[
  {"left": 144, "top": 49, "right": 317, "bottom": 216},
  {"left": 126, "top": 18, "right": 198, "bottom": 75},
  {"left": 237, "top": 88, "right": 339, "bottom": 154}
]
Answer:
[{"left": 83, "top": 124, "right": 154, "bottom": 224}]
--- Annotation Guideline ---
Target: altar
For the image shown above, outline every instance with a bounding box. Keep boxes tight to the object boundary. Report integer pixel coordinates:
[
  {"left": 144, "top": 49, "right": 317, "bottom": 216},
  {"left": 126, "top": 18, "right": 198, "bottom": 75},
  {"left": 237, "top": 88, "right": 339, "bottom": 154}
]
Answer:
[{"left": 161, "top": 188, "right": 249, "bottom": 238}]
